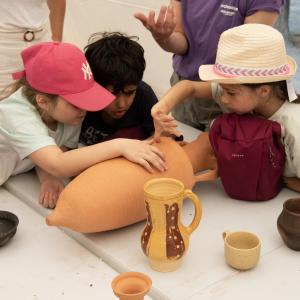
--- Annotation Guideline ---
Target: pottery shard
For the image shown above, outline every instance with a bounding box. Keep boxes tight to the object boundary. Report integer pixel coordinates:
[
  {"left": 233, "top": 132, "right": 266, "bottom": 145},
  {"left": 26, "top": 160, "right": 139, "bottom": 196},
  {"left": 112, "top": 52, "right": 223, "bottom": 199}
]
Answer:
[{"left": 165, "top": 203, "right": 185, "bottom": 259}]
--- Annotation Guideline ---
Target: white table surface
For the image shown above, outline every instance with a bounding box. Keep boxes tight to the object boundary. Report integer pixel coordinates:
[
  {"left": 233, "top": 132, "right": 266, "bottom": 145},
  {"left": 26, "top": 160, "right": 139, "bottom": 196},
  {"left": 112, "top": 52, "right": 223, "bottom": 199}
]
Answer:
[
  {"left": 2, "top": 123, "right": 300, "bottom": 300},
  {"left": 0, "top": 188, "right": 153, "bottom": 300}
]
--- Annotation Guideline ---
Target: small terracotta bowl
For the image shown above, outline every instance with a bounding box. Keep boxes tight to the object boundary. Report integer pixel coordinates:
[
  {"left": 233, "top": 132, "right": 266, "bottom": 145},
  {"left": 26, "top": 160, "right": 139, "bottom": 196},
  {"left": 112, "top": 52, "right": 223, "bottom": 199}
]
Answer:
[{"left": 0, "top": 211, "right": 19, "bottom": 247}]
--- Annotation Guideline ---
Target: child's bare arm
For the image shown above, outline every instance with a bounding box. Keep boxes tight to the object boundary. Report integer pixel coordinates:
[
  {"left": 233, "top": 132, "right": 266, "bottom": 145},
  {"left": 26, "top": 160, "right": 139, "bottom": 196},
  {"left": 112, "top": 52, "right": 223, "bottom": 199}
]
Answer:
[
  {"left": 151, "top": 80, "right": 212, "bottom": 141},
  {"left": 30, "top": 138, "right": 166, "bottom": 178},
  {"left": 153, "top": 80, "right": 212, "bottom": 114}
]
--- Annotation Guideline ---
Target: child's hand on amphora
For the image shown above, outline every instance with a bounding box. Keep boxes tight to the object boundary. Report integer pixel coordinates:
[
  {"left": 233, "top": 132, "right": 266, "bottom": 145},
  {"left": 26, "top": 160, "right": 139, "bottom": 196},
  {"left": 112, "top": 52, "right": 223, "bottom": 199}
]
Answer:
[
  {"left": 120, "top": 139, "right": 167, "bottom": 173},
  {"left": 39, "top": 178, "right": 65, "bottom": 209}
]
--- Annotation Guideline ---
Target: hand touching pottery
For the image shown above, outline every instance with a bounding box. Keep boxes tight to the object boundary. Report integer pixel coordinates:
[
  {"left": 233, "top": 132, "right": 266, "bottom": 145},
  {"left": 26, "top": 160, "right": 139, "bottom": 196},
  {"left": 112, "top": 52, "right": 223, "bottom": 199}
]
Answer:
[
  {"left": 119, "top": 139, "right": 167, "bottom": 173},
  {"left": 151, "top": 103, "right": 181, "bottom": 142}
]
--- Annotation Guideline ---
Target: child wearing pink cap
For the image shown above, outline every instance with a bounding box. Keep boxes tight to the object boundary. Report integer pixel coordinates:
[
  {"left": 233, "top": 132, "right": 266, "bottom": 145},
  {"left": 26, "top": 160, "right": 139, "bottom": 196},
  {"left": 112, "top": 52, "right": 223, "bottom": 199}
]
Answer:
[{"left": 0, "top": 42, "right": 166, "bottom": 208}]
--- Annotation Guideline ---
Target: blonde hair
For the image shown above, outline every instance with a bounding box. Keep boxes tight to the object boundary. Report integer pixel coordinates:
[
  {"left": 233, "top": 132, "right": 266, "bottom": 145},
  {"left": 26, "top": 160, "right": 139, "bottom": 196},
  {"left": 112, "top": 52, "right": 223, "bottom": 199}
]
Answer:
[{"left": 9, "top": 78, "right": 58, "bottom": 106}]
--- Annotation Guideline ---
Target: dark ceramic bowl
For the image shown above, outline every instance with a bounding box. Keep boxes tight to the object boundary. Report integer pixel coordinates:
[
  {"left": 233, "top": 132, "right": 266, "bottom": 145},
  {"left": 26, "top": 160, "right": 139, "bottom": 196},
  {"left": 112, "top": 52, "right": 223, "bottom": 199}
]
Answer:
[{"left": 0, "top": 211, "right": 19, "bottom": 247}]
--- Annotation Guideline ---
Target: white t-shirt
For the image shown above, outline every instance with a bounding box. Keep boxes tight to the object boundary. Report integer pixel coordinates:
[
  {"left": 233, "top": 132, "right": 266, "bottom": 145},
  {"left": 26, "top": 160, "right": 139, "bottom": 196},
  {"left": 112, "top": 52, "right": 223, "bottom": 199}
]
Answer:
[
  {"left": 0, "top": 0, "right": 49, "bottom": 31},
  {"left": 211, "top": 82, "right": 300, "bottom": 178},
  {"left": 0, "top": 89, "right": 80, "bottom": 185},
  {"left": 269, "top": 101, "right": 300, "bottom": 177}
]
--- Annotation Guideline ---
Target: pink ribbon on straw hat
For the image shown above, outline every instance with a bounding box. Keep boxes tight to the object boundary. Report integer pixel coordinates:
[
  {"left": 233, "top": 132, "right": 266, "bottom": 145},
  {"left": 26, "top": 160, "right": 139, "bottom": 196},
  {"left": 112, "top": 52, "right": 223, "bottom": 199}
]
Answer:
[{"left": 213, "top": 63, "right": 290, "bottom": 78}]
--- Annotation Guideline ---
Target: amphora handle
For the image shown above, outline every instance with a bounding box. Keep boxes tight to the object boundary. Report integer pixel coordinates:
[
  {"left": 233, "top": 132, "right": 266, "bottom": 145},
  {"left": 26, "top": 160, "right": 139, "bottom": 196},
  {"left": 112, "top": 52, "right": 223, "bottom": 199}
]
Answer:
[
  {"left": 194, "top": 168, "right": 218, "bottom": 182},
  {"left": 182, "top": 189, "right": 202, "bottom": 235}
]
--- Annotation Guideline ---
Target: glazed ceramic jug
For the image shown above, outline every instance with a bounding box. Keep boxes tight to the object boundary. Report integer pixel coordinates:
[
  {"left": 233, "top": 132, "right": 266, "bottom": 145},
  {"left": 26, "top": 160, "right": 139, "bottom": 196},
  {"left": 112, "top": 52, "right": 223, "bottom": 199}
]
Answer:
[
  {"left": 277, "top": 198, "right": 300, "bottom": 251},
  {"left": 141, "top": 178, "right": 202, "bottom": 272},
  {"left": 111, "top": 272, "right": 152, "bottom": 300}
]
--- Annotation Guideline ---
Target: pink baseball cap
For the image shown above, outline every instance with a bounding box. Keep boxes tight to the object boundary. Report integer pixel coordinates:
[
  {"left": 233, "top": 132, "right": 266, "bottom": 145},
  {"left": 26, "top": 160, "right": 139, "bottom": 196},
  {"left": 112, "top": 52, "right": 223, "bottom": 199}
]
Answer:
[{"left": 12, "top": 42, "right": 115, "bottom": 111}]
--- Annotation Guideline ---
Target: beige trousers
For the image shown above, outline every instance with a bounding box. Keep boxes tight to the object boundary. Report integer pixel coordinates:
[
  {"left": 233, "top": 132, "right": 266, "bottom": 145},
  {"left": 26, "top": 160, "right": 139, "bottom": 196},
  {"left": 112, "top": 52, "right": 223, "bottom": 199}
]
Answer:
[{"left": 0, "top": 27, "right": 51, "bottom": 99}]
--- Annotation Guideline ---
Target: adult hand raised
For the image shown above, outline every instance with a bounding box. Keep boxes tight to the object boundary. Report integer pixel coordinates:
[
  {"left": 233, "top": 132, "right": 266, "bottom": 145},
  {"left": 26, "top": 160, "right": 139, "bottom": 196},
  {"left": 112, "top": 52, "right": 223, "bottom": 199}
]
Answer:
[{"left": 134, "top": 5, "right": 176, "bottom": 43}]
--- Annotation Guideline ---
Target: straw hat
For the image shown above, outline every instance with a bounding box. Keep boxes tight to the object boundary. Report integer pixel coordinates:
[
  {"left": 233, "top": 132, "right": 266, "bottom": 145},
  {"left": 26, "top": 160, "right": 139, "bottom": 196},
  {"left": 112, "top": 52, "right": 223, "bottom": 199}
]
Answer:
[{"left": 199, "top": 24, "right": 297, "bottom": 84}]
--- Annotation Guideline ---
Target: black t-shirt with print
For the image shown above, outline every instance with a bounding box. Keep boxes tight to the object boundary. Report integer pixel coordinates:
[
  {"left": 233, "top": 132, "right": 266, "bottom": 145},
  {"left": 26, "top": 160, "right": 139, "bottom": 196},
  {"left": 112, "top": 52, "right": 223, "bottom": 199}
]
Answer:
[{"left": 80, "top": 81, "right": 158, "bottom": 145}]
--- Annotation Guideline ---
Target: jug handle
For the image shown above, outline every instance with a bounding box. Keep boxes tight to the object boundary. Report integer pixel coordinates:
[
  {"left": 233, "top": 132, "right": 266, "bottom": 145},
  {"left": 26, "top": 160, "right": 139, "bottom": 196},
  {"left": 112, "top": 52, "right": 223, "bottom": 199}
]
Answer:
[
  {"left": 182, "top": 189, "right": 202, "bottom": 235},
  {"left": 193, "top": 167, "right": 218, "bottom": 182}
]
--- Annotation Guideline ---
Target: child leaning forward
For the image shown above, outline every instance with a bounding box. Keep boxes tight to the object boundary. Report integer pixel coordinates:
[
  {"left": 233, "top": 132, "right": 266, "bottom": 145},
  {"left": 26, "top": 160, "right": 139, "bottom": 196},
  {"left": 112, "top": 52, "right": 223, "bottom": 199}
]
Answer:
[
  {"left": 0, "top": 42, "right": 166, "bottom": 208},
  {"left": 151, "top": 24, "right": 300, "bottom": 193},
  {"left": 80, "top": 32, "right": 158, "bottom": 145}
]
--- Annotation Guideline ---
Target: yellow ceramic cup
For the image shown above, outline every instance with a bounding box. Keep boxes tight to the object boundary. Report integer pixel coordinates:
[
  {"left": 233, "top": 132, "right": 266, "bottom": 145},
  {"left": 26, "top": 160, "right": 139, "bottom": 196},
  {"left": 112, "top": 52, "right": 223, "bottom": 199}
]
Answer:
[{"left": 222, "top": 231, "right": 261, "bottom": 270}]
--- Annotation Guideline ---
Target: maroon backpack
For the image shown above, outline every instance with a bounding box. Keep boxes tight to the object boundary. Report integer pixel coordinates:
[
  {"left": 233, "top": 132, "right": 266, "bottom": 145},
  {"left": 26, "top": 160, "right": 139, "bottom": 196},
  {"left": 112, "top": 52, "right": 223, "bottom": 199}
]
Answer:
[{"left": 209, "top": 113, "right": 285, "bottom": 201}]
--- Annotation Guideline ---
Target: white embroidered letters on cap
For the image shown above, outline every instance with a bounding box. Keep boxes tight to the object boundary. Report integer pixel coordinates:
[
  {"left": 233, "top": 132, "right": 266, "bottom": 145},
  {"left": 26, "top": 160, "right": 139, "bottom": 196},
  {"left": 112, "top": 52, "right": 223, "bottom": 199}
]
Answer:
[{"left": 81, "top": 61, "right": 92, "bottom": 80}]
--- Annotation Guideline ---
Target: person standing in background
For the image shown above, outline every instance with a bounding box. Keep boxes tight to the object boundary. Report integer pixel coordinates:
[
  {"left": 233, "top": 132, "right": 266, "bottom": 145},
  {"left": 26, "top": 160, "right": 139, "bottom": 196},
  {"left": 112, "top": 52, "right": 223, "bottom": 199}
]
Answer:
[
  {"left": 135, "top": 0, "right": 284, "bottom": 131},
  {"left": 0, "top": 0, "right": 66, "bottom": 99}
]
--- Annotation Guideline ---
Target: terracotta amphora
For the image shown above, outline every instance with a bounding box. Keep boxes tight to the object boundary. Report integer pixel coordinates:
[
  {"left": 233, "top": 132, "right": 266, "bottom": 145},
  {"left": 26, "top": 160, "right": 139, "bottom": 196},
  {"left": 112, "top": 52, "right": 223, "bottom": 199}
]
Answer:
[
  {"left": 141, "top": 178, "right": 202, "bottom": 272},
  {"left": 111, "top": 272, "right": 152, "bottom": 300},
  {"left": 46, "top": 132, "right": 216, "bottom": 233},
  {"left": 277, "top": 198, "right": 300, "bottom": 251}
]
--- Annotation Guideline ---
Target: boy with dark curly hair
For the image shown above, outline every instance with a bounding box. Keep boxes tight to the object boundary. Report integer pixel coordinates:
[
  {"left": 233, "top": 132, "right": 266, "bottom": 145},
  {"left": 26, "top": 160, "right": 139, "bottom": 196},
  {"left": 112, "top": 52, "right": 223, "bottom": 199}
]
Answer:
[{"left": 80, "top": 32, "right": 158, "bottom": 145}]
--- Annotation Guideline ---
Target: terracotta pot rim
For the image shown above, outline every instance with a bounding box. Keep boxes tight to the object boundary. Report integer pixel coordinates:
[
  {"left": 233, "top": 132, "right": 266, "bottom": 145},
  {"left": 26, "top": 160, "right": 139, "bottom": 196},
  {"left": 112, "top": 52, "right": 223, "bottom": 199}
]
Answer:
[
  {"left": 223, "top": 231, "right": 261, "bottom": 250},
  {"left": 144, "top": 178, "right": 184, "bottom": 200},
  {"left": 111, "top": 271, "right": 152, "bottom": 296}
]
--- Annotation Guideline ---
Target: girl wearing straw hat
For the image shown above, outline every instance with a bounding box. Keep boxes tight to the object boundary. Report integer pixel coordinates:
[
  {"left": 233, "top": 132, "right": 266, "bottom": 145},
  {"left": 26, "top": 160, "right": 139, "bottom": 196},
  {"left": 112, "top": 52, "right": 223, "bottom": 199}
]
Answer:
[
  {"left": 151, "top": 24, "right": 300, "bottom": 192},
  {"left": 134, "top": 1, "right": 284, "bottom": 131}
]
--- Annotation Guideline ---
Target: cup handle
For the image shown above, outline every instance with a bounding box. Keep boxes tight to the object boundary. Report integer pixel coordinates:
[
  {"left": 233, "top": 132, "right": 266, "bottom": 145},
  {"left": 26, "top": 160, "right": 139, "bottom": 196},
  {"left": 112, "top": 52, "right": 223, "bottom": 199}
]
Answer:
[
  {"left": 182, "top": 189, "right": 202, "bottom": 235},
  {"left": 222, "top": 231, "right": 230, "bottom": 241}
]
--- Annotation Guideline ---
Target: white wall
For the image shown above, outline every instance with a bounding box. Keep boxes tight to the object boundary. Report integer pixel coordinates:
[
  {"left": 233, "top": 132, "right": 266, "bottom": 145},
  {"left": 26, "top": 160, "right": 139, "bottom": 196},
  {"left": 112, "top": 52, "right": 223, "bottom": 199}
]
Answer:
[{"left": 64, "top": 0, "right": 173, "bottom": 98}]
